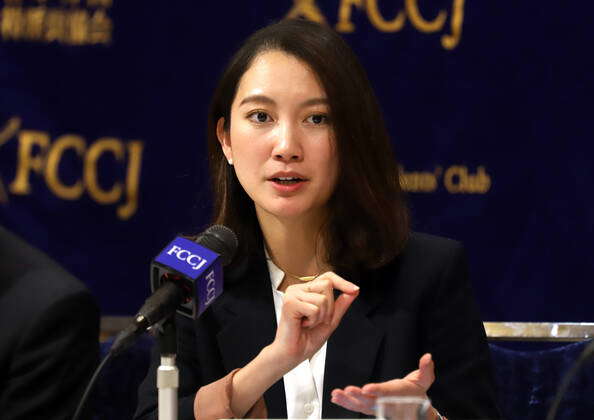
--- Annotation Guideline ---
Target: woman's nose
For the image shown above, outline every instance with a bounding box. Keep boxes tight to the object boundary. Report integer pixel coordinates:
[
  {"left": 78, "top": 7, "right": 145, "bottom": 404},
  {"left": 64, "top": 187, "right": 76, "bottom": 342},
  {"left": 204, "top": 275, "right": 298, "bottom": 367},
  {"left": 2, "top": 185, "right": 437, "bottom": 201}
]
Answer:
[{"left": 272, "top": 123, "right": 303, "bottom": 162}]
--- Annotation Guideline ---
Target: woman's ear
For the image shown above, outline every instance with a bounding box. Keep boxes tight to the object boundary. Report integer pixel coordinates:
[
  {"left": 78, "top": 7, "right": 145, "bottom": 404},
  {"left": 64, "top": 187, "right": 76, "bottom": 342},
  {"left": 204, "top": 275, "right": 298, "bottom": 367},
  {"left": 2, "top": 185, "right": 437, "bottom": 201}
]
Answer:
[{"left": 216, "top": 117, "right": 233, "bottom": 164}]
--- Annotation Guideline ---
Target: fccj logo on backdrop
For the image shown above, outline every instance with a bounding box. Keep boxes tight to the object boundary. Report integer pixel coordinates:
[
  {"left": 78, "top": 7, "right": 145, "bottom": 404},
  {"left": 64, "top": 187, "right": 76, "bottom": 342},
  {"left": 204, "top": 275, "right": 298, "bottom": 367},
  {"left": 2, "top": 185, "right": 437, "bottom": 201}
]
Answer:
[
  {"left": 0, "top": 116, "right": 144, "bottom": 220},
  {"left": 286, "top": 0, "right": 465, "bottom": 50}
]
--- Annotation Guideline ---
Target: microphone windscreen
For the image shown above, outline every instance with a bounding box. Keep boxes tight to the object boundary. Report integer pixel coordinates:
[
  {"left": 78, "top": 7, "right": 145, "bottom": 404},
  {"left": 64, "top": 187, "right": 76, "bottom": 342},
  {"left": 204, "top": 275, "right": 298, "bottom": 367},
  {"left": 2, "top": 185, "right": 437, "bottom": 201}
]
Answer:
[{"left": 196, "top": 225, "right": 238, "bottom": 266}]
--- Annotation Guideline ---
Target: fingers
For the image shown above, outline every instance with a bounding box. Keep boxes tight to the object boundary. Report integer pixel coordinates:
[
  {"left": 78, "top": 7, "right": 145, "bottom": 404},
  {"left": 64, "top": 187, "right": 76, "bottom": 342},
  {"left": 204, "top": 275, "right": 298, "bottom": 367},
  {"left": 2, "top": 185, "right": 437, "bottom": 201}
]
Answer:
[
  {"left": 360, "top": 380, "right": 407, "bottom": 397},
  {"left": 295, "top": 289, "right": 328, "bottom": 323},
  {"left": 317, "top": 271, "right": 360, "bottom": 295},
  {"left": 360, "top": 382, "right": 382, "bottom": 396},
  {"left": 415, "top": 353, "right": 435, "bottom": 390},
  {"left": 299, "top": 279, "right": 333, "bottom": 324},
  {"left": 360, "top": 354, "right": 436, "bottom": 398},
  {"left": 333, "top": 355, "right": 437, "bottom": 416},
  {"left": 331, "top": 387, "right": 376, "bottom": 416},
  {"left": 298, "top": 301, "right": 323, "bottom": 328},
  {"left": 330, "top": 290, "right": 358, "bottom": 328},
  {"left": 287, "top": 272, "right": 358, "bottom": 297},
  {"left": 285, "top": 286, "right": 330, "bottom": 328},
  {"left": 282, "top": 292, "right": 323, "bottom": 328},
  {"left": 285, "top": 272, "right": 359, "bottom": 328},
  {"left": 400, "top": 353, "right": 435, "bottom": 391},
  {"left": 309, "top": 272, "right": 359, "bottom": 328}
]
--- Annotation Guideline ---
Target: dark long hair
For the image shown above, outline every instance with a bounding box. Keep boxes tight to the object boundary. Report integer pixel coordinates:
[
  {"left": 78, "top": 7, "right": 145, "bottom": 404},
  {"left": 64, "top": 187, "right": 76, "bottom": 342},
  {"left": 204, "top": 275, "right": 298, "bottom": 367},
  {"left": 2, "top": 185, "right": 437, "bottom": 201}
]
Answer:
[{"left": 207, "top": 19, "right": 409, "bottom": 272}]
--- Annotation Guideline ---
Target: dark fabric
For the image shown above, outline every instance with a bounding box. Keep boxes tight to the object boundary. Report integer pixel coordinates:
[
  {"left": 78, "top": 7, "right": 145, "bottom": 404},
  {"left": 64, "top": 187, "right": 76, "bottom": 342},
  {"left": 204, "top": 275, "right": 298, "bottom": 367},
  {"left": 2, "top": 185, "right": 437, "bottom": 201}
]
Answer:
[
  {"left": 134, "top": 232, "right": 501, "bottom": 420},
  {"left": 489, "top": 341, "right": 594, "bottom": 420},
  {"left": 97, "top": 337, "right": 594, "bottom": 419},
  {"left": 95, "top": 335, "right": 155, "bottom": 420},
  {"left": 0, "top": 226, "right": 100, "bottom": 420}
]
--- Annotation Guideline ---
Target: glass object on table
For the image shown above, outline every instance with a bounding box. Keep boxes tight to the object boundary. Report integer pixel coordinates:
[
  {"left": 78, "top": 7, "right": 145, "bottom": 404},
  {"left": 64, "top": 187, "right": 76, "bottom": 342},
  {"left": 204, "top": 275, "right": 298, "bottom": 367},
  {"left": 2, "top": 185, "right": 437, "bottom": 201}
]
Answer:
[{"left": 375, "top": 396, "right": 432, "bottom": 420}]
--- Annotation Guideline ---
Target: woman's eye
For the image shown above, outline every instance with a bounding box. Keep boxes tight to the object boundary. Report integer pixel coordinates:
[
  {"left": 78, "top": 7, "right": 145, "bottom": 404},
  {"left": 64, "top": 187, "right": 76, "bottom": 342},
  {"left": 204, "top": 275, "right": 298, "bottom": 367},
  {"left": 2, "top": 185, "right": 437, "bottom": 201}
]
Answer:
[
  {"left": 248, "top": 111, "right": 270, "bottom": 123},
  {"left": 306, "top": 114, "right": 328, "bottom": 125}
]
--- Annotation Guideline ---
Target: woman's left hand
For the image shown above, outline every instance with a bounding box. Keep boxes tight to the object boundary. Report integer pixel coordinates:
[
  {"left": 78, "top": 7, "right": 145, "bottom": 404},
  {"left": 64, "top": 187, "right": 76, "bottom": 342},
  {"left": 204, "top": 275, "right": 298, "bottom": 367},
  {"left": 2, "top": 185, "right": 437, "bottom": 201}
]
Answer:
[{"left": 330, "top": 353, "right": 437, "bottom": 417}]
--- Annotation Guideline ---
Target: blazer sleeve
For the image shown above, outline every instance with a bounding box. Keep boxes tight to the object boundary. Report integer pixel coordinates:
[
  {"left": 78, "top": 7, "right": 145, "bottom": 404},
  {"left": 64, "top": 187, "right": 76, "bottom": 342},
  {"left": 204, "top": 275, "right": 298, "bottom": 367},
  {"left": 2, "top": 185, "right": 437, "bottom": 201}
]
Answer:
[{"left": 419, "top": 241, "right": 502, "bottom": 420}]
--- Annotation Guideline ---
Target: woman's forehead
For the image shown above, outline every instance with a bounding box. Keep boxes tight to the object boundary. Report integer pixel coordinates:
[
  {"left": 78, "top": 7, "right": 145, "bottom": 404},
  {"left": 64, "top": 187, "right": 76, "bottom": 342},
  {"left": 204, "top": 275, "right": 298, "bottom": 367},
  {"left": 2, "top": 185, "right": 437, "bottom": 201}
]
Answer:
[{"left": 233, "top": 50, "right": 327, "bottom": 105}]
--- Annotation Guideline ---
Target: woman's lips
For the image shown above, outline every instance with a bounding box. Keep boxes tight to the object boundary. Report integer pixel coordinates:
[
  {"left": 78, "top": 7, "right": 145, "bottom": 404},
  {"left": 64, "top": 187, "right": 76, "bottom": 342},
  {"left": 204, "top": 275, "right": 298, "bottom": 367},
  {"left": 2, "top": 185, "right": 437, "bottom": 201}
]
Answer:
[{"left": 268, "top": 177, "right": 308, "bottom": 193}]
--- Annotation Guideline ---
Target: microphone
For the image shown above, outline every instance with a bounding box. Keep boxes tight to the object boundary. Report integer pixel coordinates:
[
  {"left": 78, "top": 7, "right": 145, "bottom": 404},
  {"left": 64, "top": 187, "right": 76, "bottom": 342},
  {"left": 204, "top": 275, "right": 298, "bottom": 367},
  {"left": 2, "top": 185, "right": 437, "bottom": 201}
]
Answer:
[{"left": 110, "top": 225, "right": 238, "bottom": 355}]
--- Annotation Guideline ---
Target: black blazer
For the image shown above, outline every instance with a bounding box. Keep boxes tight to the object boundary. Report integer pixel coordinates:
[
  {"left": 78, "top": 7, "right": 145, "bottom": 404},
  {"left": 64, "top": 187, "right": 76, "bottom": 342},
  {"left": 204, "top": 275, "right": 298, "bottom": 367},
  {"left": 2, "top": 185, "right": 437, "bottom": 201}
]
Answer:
[
  {"left": 135, "top": 232, "right": 501, "bottom": 419},
  {"left": 0, "top": 226, "right": 100, "bottom": 420}
]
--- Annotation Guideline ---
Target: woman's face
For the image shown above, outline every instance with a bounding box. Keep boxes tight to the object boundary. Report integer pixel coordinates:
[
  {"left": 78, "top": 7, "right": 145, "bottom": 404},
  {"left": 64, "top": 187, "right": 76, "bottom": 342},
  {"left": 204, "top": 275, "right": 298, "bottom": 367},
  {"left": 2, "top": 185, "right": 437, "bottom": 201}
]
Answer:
[{"left": 218, "top": 50, "right": 338, "bottom": 222}]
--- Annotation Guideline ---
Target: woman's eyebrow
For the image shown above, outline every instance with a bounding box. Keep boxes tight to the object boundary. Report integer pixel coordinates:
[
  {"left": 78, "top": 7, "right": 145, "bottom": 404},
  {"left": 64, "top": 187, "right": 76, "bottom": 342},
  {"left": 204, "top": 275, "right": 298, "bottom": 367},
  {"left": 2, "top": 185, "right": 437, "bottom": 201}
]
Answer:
[
  {"left": 238, "top": 95, "right": 328, "bottom": 107},
  {"left": 300, "top": 97, "right": 328, "bottom": 107},
  {"left": 239, "top": 94, "right": 275, "bottom": 106}
]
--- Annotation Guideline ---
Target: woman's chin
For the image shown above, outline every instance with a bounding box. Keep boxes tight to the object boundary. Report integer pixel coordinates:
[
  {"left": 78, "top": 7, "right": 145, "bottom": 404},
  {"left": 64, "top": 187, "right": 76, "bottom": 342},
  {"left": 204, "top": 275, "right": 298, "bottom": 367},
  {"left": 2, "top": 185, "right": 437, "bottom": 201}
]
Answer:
[{"left": 256, "top": 202, "right": 321, "bottom": 222}]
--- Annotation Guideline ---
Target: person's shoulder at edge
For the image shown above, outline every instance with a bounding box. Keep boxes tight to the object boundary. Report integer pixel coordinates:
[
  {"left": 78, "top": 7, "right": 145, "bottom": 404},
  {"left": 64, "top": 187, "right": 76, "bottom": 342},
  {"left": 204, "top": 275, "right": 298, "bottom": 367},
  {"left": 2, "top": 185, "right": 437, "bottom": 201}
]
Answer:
[
  {"left": 0, "top": 225, "right": 99, "bottom": 351},
  {"left": 0, "top": 225, "right": 94, "bottom": 321},
  {"left": 0, "top": 226, "right": 99, "bottom": 420}
]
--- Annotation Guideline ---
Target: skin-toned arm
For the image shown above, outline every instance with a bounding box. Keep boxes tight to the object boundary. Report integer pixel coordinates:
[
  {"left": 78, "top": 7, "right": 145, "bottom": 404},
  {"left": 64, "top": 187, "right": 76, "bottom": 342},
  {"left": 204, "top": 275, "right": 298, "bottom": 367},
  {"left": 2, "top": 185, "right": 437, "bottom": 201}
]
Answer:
[
  {"left": 193, "top": 272, "right": 360, "bottom": 419},
  {"left": 331, "top": 354, "right": 445, "bottom": 420}
]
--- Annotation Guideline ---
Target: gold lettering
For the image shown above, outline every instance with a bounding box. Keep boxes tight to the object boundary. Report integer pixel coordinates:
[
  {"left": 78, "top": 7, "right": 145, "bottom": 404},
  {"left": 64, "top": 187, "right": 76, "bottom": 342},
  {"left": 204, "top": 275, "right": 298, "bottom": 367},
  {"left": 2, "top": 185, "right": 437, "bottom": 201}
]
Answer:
[
  {"left": 5, "top": 124, "right": 143, "bottom": 216},
  {"left": 441, "top": 0, "right": 465, "bottom": 50},
  {"left": 88, "top": 8, "right": 111, "bottom": 44},
  {"left": 67, "top": 9, "right": 89, "bottom": 45},
  {"left": 1, "top": 118, "right": 24, "bottom": 202},
  {"left": 1, "top": 6, "right": 25, "bottom": 40},
  {"left": 87, "top": 0, "right": 112, "bottom": 7},
  {"left": 45, "top": 9, "right": 67, "bottom": 42},
  {"left": 285, "top": 0, "right": 327, "bottom": 24},
  {"left": 444, "top": 165, "right": 464, "bottom": 193},
  {"left": 45, "top": 135, "right": 85, "bottom": 200},
  {"left": 117, "top": 141, "right": 144, "bottom": 220},
  {"left": 0, "top": 117, "right": 22, "bottom": 147},
  {"left": 9, "top": 130, "right": 50, "bottom": 195},
  {"left": 399, "top": 166, "right": 438, "bottom": 192},
  {"left": 444, "top": 165, "right": 491, "bottom": 194},
  {"left": 367, "top": 0, "right": 405, "bottom": 32},
  {"left": 84, "top": 138, "right": 123, "bottom": 204},
  {"left": 473, "top": 166, "right": 491, "bottom": 193},
  {"left": 405, "top": 0, "right": 446, "bottom": 33},
  {"left": 335, "top": 0, "right": 363, "bottom": 33},
  {"left": 24, "top": 7, "right": 46, "bottom": 40}
]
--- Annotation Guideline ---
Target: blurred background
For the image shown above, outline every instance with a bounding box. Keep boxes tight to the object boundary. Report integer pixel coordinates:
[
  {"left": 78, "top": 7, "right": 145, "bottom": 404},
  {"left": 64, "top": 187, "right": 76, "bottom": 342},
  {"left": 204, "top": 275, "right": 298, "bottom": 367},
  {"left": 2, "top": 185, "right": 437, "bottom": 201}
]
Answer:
[{"left": 1, "top": 0, "right": 592, "bottom": 323}]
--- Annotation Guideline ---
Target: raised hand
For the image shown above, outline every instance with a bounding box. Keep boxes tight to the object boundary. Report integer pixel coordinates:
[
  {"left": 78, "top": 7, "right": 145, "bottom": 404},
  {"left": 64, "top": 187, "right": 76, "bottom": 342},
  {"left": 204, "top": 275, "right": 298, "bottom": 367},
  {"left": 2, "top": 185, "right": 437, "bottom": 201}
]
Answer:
[
  {"left": 269, "top": 271, "right": 359, "bottom": 369},
  {"left": 331, "top": 353, "right": 437, "bottom": 417},
  {"left": 212, "top": 272, "right": 359, "bottom": 418}
]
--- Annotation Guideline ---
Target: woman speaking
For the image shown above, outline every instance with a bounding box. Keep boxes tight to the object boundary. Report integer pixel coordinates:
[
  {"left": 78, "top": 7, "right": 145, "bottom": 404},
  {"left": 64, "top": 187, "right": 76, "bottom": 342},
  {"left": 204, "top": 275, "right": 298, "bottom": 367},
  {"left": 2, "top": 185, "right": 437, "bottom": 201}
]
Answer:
[{"left": 135, "top": 19, "right": 501, "bottom": 420}]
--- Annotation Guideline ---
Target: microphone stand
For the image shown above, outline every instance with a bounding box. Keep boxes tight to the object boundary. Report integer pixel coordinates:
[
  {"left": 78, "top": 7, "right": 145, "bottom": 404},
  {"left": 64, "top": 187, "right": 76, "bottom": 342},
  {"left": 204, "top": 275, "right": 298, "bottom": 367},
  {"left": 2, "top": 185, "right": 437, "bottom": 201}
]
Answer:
[{"left": 157, "top": 316, "right": 178, "bottom": 420}]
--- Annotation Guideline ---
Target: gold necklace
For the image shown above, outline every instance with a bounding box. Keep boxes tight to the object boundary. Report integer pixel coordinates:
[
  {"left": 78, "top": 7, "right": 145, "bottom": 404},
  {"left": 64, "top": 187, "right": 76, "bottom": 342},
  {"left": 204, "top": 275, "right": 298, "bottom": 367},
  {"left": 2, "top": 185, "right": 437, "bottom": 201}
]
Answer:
[{"left": 267, "top": 257, "right": 320, "bottom": 282}]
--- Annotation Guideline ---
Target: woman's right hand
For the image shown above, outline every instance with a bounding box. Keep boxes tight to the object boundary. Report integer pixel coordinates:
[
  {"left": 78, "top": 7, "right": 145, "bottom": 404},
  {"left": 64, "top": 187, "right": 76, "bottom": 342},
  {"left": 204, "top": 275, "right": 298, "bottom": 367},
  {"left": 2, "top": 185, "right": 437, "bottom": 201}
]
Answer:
[
  {"left": 268, "top": 272, "right": 360, "bottom": 369},
  {"left": 200, "top": 272, "right": 359, "bottom": 419}
]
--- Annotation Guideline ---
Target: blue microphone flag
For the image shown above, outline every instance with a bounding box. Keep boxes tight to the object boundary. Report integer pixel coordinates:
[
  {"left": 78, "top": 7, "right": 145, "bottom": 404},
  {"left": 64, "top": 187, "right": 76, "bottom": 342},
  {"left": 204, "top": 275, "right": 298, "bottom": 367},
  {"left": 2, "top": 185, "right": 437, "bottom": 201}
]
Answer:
[{"left": 152, "top": 236, "right": 223, "bottom": 318}]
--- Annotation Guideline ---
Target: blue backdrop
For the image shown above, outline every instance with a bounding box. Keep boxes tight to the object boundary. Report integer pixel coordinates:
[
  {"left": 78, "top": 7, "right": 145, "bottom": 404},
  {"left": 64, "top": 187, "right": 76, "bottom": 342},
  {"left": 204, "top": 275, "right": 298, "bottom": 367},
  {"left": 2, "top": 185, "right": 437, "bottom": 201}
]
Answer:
[{"left": 1, "top": 0, "right": 592, "bottom": 322}]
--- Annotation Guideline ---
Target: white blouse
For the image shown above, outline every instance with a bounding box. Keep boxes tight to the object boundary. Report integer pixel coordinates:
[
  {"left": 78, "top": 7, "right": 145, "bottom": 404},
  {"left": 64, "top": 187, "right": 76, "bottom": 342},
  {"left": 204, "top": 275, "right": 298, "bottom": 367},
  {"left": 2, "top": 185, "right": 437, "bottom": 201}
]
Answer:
[{"left": 267, "top": 258, "right": 328, "bottom": 419}]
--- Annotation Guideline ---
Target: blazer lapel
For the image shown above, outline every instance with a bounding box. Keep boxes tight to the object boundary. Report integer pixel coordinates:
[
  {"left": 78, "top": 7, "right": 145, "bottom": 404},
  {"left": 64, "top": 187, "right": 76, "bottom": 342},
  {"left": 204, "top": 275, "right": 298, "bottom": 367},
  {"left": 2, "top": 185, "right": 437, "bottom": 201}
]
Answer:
[
  {"left": 323, "top": 268, "right": 384, "bottom": 418},
  {"left": 214, "top": 256, "right": 287, "bottom": 418}
]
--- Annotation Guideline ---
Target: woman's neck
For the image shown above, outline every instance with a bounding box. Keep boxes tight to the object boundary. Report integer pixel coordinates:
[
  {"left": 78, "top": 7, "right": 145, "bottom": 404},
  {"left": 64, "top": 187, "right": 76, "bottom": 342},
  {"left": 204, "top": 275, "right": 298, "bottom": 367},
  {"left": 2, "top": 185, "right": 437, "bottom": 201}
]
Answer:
[{"left": 257, "top": 209, "right": 329, "bottom": 283}]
